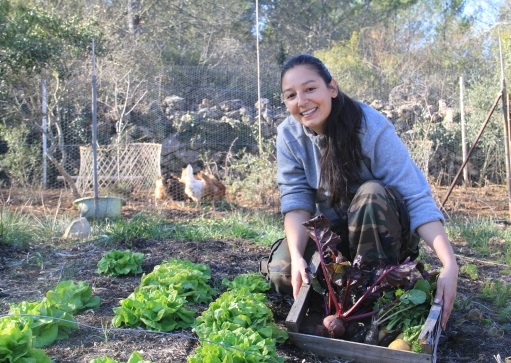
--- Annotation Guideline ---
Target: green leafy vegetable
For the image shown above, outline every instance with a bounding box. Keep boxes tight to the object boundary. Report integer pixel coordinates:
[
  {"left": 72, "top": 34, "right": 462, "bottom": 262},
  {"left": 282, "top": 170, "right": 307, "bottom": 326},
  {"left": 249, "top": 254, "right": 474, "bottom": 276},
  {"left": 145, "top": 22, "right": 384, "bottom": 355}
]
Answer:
[
  {"left": 188, "top": 326, "right": 284, "bottom": 363},
  {"left": 8, "top": 299, "right": 78, "bottom": 348},
  {"left": 90, "top": 357, "right": 119, "bottom": 363},
  {"left": 194, "top": 291, "right": 285, "bottom": 341},
  {"left": 97, "top": 249, "right": 144, "bottom": 276},
  {"left": 221, "top": 273, "right": 270, "bottom": 294},
  {"left": 46, "top": 280, "right": 100, "bottom": 314},
  {"left": 140, "top": 258, "right": 214, "bottom": 304},
  {"left": 376, "top": 279, "right": 433, "bottom": 330},
  {"left": 190, "top": 275, "right": 287, "bottom": 363},
  {"left": 0, "top": 317, "right": 51, "bottom": 363},
  {"left": 89, "top": 351, "right": 153, "bottom": 363},
  {"left": 112, "top": 285, "right": 196, "bottom": 331}
]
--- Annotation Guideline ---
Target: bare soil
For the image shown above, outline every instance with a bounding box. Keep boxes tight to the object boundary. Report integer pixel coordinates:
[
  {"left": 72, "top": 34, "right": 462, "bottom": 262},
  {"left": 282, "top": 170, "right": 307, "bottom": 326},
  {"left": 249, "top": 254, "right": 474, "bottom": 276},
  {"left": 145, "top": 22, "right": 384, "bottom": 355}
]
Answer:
[{"left": 1, "top": 185, "right": 511, "bottom": 363}]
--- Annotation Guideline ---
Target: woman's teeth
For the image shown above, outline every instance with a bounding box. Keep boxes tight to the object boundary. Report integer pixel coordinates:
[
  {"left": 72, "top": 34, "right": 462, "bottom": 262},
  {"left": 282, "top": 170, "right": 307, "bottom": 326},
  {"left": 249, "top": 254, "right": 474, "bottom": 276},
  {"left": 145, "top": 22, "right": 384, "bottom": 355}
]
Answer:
[{"left": 302, "top": 108, "right": 316, "bottom": 116}]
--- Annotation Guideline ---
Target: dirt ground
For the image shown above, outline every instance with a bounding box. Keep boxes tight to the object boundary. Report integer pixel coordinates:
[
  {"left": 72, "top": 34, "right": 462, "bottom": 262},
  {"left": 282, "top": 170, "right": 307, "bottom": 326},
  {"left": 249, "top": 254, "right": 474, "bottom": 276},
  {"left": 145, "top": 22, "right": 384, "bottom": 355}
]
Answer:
[{"left": 1, "top": 185, "right": 511, "bottom": 363}]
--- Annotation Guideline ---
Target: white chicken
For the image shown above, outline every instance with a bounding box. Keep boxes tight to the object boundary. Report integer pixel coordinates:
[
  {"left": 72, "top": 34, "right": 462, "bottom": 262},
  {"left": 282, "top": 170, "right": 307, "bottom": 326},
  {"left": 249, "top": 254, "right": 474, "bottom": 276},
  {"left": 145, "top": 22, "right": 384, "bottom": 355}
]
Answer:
[
  {"left": 179, "top": 164, "right": 206, "bottom": 208},
  {"left": 179, "top": 164, "right": 226, "bottom": 209}
]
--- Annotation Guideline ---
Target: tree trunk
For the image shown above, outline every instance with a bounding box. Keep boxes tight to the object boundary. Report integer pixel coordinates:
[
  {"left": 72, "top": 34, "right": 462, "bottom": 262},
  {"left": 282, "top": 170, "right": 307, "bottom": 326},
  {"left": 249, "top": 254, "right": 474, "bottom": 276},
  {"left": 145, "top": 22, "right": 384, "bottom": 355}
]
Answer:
[{"left": 127, "top": 0, "right": 142, "bottom": 35}]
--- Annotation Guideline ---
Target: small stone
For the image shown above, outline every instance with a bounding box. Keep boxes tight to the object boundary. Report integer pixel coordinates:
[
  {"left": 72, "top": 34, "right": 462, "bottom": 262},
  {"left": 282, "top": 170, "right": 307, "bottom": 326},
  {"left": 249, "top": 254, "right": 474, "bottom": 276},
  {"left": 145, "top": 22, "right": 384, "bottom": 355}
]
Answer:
[{"left": 62, "top": 217, "right": 91, "bottom": 239}]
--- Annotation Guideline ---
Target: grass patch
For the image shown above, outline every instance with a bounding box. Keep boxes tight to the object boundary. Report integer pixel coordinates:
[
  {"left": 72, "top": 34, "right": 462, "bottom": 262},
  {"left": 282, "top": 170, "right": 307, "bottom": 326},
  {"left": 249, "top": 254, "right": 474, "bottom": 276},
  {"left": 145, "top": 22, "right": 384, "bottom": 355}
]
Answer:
[
  {"left": 446, "top": 218, "right": 511, "bottom": 264},
  {"left": 167, "top": 211, "right": 282, "bottom": 246},
  {"left": 95, "top": 210, "right": 282, "bottom": 247},
  {"left": 0, "top": 208, "right": 43, "bottom": 249},
  {"left": 95, "top": 213, "right": 171, "bottom": 246}
]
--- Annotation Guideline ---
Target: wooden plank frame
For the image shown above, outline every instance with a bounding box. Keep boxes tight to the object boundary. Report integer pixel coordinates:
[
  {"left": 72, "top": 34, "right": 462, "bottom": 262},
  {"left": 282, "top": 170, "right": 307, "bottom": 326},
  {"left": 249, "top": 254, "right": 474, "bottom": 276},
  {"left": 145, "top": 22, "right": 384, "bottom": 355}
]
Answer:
[{"left": 285, "top": 276, "right": 442, "bottom": 363}]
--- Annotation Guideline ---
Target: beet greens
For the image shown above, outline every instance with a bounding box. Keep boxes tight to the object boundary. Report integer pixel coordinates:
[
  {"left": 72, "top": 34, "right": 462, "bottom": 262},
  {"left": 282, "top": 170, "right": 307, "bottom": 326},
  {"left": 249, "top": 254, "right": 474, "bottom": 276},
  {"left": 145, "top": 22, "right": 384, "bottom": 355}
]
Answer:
[{"left": 302, "top": 215, "right": 430, "bottom": 339}]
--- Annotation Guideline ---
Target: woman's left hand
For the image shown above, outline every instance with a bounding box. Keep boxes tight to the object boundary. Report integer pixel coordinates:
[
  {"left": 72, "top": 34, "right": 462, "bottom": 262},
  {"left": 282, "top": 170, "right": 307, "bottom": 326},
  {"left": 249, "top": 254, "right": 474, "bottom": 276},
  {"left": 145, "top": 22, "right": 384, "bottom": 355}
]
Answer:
[
  {"left": 417, "top": 221, "right": 459, "bottom": 330},
  {"left": 434, "top": 263, "right": 459, "bottom": 329}
]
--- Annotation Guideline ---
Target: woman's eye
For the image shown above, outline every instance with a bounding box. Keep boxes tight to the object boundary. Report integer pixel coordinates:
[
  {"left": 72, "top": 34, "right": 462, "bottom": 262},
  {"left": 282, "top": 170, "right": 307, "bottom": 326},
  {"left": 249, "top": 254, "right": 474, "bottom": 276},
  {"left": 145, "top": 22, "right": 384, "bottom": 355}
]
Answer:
[
  {"left": 306, "top": 87, "right": 316, "bottom": 92},
  {"left": 285, "top": 94, "right": 296, "bottom": 100}
]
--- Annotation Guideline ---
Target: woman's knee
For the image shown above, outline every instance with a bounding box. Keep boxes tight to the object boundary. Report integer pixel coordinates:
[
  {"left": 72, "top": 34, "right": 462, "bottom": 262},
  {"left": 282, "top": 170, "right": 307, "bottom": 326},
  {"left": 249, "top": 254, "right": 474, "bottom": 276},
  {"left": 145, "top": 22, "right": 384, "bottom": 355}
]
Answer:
[{"left": 357, "top": 180, "right": 386, "bottom": 195}]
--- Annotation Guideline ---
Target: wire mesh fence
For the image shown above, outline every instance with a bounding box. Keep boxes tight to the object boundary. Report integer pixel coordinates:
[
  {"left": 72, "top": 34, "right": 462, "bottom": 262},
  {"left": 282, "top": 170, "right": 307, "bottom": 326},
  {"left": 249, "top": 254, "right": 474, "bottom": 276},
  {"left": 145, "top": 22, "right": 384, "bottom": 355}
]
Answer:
[{"left": 1, "top": 62, "right": 510, "bottom": 218}]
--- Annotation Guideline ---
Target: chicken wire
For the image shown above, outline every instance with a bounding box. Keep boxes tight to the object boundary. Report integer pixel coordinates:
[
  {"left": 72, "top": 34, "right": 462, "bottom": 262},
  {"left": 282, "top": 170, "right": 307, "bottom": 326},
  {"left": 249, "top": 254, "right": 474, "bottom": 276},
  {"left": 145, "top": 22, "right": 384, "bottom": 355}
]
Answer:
[{"left": 1, "top": 62, "right": 510, "bottom": 216}]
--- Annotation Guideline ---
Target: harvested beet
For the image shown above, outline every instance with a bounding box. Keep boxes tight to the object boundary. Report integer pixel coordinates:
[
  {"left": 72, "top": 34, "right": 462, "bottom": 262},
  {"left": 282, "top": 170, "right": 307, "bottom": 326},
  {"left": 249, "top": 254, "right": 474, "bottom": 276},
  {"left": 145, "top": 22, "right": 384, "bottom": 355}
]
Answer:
[
  {"left": 323, "top": 314, "right": 345, "bottom": 338},
  {"left": 363, "top": 324, "right": 379, "bottom": 345}
]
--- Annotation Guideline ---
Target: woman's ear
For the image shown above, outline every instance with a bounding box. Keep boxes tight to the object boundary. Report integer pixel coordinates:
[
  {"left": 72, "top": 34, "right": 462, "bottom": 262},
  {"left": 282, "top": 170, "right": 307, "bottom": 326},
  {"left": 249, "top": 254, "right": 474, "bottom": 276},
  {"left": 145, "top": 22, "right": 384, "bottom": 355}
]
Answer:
[{"left": 329, "top": 79, "right": 339, "bottom": 98}]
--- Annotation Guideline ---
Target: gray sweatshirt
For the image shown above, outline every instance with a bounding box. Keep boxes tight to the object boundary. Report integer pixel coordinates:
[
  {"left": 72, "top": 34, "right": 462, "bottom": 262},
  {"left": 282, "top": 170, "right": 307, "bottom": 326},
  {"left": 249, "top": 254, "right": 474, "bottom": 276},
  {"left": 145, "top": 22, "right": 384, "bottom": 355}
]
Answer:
[{"left": 276, "top": 102, "right": 444, "bottom": 233}]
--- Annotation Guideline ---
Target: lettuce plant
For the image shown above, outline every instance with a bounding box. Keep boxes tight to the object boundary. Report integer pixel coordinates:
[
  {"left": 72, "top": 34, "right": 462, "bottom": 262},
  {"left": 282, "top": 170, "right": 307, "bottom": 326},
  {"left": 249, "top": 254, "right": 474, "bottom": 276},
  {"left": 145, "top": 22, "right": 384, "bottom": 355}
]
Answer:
[
  {"left": 190, "top": 274, "right": 287, "bottom": 363},
  {"left": 8, "top": 299, "right": 77, "bottom": 348},
  {"left": 89, "top": 351, "right": 153, "bottom": 363},
  {"left": 97, "top": 249, "right": 144, "bottom": 276},
  {"left": 188, "top": 326, "right": 284, "bottom": 363},
  {"left": 46, "top": 280, "right": 100, "bottom": 314},
  {"left": 0, "top": 318, "right": 51, "bottom": 363},
  {"left": 221, "top": 273, "right": 270, "bottom": 294},
  {"left": 112, "top": 285, "right": 196, "bottom": 331},
  {"left": 140, "top": 258, "right": 214, "bottom": 304}
]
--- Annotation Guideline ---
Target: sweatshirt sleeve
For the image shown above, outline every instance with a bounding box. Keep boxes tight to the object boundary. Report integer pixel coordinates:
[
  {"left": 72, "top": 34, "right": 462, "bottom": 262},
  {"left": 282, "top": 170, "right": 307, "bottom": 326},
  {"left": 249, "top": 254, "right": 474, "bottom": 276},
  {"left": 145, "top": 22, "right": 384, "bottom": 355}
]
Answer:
[
  {"left": 360, "top": 104, "right": 444, "bottom": 232},
  {"left": 276, "top": 119, "right": 317, "bottom": 215}
]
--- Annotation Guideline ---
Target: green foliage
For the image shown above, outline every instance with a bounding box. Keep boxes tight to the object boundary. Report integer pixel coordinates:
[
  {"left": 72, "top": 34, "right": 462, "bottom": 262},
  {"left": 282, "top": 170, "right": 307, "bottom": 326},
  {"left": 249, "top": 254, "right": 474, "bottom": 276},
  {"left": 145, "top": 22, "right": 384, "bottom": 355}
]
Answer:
[
  {"left": 480, "top": 279, "right": 511, "bottom": 308},
  {"left": 221, "top": 273, "right": 270, "bottom": 294},
  {"left": 1, "top": 207, "right": 281, "bottom": 252},
  {"left": 402, "top": 324, "right": 426, "bottom": 353},
  {"left": 111, "top": 285, "right": 196, "bottom": 331},
  {"left": 460, "top": 264, "right": 479, "bottom": 280},
  {"left": 112, "top": 258, "right": 215, "bottom": 331},
  {"left": 0, "top": 318, "right": 51, "bottom": 363},
  {"left": 480, "top": 279, "right": 511, "bottom": 324},
  {"left": 140, "top": 258, "right": 214, "bottom": 304},
  {"left": 45, "top": 280, "right": 101, "bottom": 313},
  {"left": 190, "top": 274, "right": 287, "bottom": 363},
  {"left": 8, "top": 299, "right": 78, "bottom": 348},
  {"left": 160, "top": 211, "right": 281, "bottom": 246},
  {"left": 90, "top": 351, "right": 153, "bottom": 363},
  {"left": 375, "top": 279, "right": 433, "bottom": 334},
  {"left": 97, "top": 249, "right": 144, "bottom": 276},
  {"left": 188, "top": 326, "right": 284, "bottom": 363},
  {"left": 5, "top": 279, "right": 99, "bottom": 349},
  {"left": 446, "top": 219, "right": 511, "bottom": 260},
  {"left": 315, "top": 32, "right": 392, "bottom": 99},
  {"left": 0, "top": 0, "right": 103, "bottom": 77},
  {"left": 226, "top": 145, "right": 279, "bottom": 208},
  {"left": 99, "top": 213, "right": 170, "bottom": 246},
  {"left": 0, "top": 208, "right": 36, "bottom": 249},
  {"left": 0, "top": 124, "right": 41, "bottom": 188}
]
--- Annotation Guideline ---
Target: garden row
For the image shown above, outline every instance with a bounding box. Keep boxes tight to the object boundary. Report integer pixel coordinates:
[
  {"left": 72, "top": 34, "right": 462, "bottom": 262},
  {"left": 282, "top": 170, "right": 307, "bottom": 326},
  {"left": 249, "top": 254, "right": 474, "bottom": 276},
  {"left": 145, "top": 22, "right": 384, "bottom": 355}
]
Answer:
[{"left": 1, "top": 249, "right": 288, "bottom": 363}]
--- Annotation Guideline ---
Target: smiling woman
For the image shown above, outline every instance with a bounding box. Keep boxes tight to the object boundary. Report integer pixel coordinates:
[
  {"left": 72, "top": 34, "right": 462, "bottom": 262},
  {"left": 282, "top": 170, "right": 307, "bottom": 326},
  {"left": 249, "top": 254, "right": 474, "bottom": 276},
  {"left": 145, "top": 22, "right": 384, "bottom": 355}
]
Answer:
[{"left": 262, "top": 54, "right": 459, "bottom": 331}]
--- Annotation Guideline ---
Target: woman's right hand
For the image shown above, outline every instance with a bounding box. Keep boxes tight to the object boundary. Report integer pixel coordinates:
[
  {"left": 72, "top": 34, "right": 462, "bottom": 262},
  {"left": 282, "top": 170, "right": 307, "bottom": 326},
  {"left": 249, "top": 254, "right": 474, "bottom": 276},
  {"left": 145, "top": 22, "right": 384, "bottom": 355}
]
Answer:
[
  {"left": 284, "top": 209, "right": 313, "bottom": 298},
  {"left": 291, "top": 256, "right": 310, "bottom": 298}
]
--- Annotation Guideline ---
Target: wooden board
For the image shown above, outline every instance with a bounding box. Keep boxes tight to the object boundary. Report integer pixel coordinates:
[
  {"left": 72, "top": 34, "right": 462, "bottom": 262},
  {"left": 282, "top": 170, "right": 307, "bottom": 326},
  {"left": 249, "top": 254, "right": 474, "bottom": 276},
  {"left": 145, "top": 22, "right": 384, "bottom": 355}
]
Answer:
[
  {"left": 288, "top": 331, "right": 433, "bottom": 363},
  {"left": 285, "top": 265, "right": 441, "bottom": 363}
]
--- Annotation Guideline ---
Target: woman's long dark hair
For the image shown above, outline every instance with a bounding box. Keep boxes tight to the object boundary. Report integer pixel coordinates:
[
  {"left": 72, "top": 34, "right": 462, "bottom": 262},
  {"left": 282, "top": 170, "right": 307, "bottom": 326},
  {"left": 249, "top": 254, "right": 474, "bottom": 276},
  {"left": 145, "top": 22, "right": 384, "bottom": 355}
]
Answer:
[{"left": 281, "top": 54, "right": 364, "bottom": 205}]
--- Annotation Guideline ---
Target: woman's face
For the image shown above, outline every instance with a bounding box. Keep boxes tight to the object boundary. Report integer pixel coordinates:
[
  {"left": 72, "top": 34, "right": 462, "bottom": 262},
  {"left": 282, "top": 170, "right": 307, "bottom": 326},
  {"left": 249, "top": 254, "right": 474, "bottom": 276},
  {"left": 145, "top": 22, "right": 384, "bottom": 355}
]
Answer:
[{"left": 281, "top": 65, "right": 338, "bottom": 135}]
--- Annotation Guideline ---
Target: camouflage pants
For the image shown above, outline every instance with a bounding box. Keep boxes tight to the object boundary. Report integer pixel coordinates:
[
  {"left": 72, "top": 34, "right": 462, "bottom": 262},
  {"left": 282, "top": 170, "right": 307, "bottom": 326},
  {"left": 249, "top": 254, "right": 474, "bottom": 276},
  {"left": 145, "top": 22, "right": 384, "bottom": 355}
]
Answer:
[{"left": 259, "top": 180, "right": 420, "bottom": 295}]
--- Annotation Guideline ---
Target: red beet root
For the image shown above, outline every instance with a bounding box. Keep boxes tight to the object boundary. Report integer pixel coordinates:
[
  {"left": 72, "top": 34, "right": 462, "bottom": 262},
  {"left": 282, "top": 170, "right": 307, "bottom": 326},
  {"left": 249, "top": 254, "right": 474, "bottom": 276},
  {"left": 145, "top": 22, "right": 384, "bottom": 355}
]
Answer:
[{"left": 323, "top": 315, "right": 345, "bottom": 338}]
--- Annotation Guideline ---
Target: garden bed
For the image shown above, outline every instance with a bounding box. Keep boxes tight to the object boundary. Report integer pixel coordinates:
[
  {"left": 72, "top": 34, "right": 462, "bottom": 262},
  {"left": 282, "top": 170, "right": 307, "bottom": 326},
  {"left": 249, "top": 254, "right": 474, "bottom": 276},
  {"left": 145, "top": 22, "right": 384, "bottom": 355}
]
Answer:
[{"left": 1, "top": 187, "right": 511, "bottom": 362}]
